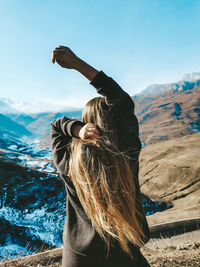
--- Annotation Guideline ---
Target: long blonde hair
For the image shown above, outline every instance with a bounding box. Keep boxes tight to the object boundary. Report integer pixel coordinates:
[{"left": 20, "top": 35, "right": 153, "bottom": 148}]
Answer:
[{"left": 68, "top": 97, "right": 145, "bottom": 255}]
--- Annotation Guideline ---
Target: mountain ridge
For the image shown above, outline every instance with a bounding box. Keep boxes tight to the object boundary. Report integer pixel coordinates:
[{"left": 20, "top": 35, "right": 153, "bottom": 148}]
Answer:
[
  {"left": 1, "top": 70, "right": 199, "bottom": 141},
  {"left": 0, "top": 113, "right": 32, "bottom": 137},
  {"left": 134, "top": 71, "right": 200, "bottom": 98}
]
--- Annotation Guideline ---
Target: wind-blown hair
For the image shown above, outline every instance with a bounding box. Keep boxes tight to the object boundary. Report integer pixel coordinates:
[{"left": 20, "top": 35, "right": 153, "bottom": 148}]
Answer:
[{"left": 68, "top": 97, "right": 145, "bottom": 255}]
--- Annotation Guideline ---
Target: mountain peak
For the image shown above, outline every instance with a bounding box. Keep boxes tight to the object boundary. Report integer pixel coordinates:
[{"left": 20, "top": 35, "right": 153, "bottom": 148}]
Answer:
[
  {"left": 182, "top": 70, "right": 200, "bottom": 82},
  {"left": 136, "top": 70, "right": 200, "bottom": 98}
]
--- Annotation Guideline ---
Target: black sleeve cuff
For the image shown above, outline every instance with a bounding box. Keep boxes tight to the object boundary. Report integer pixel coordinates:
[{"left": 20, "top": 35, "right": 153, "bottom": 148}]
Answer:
[
  {"left": 90, "top": 71, "right": 108, "bottom": 89},
  {"left": 67, "top": 120, "right": 85, "bottom": 138},
  {"left": 51, "top": 117, "right": 85, "bottom": 138}
]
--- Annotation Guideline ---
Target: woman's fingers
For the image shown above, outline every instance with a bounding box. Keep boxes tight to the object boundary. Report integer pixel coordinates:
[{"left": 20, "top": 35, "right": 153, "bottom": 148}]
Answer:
[
  {"left": 87, "top": 127, "right": 99, "bottom": 135},
  {"left": 51, "top": 50, "right": 65, "bottom": 64},
  {"left": 79, "top": 123, "right": 100, "bottom": 140},
  {"left": 51, "top": 46, "right": 79, "bottom": 69},
  {"left": 58, "top": 45, "right": 67, "bottom": 48},
  {"left": 53, "top": 50, "right": 65, "bottom": 55},
  {"left": 56, "top": 58, "right": 65, "bottom": 67},
  {"left": 86, "top": 131, "right": 99, "bottom": 139},
  {"left": 51, "top": 47, "right": 65, "bottom": 63},
  {"left": 51, "top": 52, "right": 55, "bottom": 63},
  {"left": 86, "top": 125, "right": 100, "bottom": 138}
]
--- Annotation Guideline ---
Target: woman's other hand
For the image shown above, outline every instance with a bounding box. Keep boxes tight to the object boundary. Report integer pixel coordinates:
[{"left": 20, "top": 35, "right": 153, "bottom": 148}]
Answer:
[
  {"left": 74, "top": 123, "right": 100, "bottom": 141},
  {"left": 51, "top": 46, "right": 79, "bottom": 69}
]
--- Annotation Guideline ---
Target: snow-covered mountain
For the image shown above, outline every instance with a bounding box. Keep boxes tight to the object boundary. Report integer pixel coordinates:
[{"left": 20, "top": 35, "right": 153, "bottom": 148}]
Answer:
[
  {"left": 183, "top": 70, "right": 200, "bottom": 82},
  {"left": 136, "top": 70, "right": 200, "bottom": 98},
  {"left": 0, "top": 98, "right": 82, "bottom": 114},
  {"left": 0, "top": 98, "right": 19, "bottom": 114}
]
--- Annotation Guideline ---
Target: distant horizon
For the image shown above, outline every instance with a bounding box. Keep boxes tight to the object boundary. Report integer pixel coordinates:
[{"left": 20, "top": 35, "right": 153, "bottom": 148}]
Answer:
[{"left": 1, "top": 68, "right": 199, "bottom": 114}]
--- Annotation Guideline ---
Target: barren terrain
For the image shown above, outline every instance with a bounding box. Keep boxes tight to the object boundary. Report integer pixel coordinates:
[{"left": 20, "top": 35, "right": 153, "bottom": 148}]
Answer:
[
  {"left": 143, "top": 230, "right": 200, "bottom": 267},
  {"left": 1, "top": 230, "right": 200, "bottom": 267},
  {"left": 140, "top": 132, "right": 200, "bottom": 226},
  {"left": 135, "top": 85, "right": 200, "bottom": 145}
]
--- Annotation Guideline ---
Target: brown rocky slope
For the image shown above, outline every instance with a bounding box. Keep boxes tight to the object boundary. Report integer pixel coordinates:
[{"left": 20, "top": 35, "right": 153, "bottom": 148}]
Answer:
[
  {"left": 134, "top": 85, "right": 200, "bottom": 145},
  {"left": 139, "top": 132, "right": 200, "bottom": 226}
]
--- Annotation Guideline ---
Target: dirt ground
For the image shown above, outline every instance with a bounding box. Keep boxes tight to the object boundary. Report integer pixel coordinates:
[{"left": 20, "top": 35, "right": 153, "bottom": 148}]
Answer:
[
  {"left": 1, "top": 230, "right": 200, "bottom": 267},
  {"left": 142, "top": 230, "right": 200, "bottom": 267}
]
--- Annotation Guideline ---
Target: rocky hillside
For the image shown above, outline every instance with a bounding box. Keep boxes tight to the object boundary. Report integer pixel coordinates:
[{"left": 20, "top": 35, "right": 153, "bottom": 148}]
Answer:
[
  {"left": 0, "top": 139, "right": 65, "bottom": 261},
  {"left": 139, "top": 132, "right": 200, "bottom": 226},
  {"left": 8, "top": 112, "right": 35, "bottom": 127},
  {"left": 134, "top": 80, "right": 200, "bottom": 145}
]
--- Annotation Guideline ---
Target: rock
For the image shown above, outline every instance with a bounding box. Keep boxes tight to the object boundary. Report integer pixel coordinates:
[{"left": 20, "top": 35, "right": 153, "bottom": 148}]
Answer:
[{"left": 139, "top": 132, "right": 200, "bottom": 226}]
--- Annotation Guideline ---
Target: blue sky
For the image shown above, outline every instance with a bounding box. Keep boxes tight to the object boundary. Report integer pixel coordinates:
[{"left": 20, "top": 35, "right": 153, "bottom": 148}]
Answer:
[{"left": 0, "top": 0, "right": 200, "bottom": 112}]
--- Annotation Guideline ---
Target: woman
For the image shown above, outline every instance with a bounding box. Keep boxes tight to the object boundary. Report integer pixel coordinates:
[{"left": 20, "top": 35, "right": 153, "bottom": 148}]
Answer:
[{"left": 50, "top": 46, "right": 150, "bottom": 267}]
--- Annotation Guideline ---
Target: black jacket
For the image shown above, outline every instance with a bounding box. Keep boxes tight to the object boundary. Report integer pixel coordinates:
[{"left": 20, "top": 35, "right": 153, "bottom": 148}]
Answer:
[{"left": 50, "top": 71, "right": 150, "bottom": 267}]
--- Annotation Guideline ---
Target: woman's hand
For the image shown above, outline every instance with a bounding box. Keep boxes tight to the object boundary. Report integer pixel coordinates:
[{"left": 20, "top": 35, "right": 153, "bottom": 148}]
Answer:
[
  {"left": 51, "top": 46, "right": 80, "bottom": 69},
  {"left": 51, "top": 45, "right": 98, "bottom": 81},
  {"left": 74, "top": 123, "right": 100, "bottom": 141}
]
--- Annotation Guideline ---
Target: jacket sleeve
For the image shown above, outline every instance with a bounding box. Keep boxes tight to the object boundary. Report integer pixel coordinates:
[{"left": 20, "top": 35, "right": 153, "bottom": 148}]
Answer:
[
  {"left": 90, "top": 71, "right": 140, "bottom": 137},
  {"left": 90, "top": 71, "right": 133, "bottom": 104},
  {"left": 50, "top": 116, "right": 84, "bottom": 176}
]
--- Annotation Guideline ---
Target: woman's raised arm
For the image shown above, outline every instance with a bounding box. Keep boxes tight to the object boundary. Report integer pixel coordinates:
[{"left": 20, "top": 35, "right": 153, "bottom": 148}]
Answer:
[{"left": 51, "top": 45, "right": 138, "bottom": 137}]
